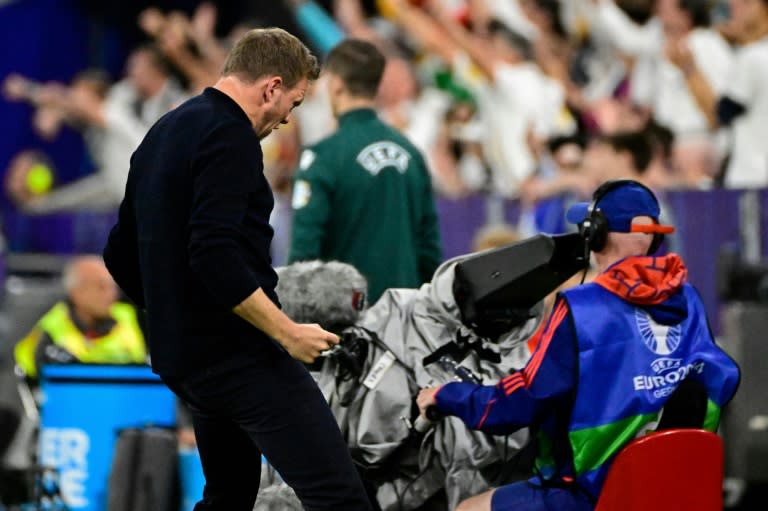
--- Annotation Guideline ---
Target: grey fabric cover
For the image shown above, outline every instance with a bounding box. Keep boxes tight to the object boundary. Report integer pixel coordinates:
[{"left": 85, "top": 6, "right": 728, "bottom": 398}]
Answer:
[{"left": 314, "top": 256, "right": 542, "bottom": 510}]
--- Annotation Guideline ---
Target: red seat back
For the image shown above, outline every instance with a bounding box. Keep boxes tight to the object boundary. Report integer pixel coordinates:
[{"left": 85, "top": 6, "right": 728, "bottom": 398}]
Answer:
[{"left": 594, "top": 429, "right": 723, "bottom": 511}]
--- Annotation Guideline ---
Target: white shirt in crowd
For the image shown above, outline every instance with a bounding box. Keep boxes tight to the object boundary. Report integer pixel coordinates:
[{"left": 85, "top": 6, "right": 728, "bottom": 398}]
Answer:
[
  {"left": 724, "top": 36, "right": 768, "bottom": 188},
  {"left": 29, "top": 79, "right": 185, "bottom": 213},
  {"left": 631, "top": 28, "right": 732, "bottom": 140},
  {"left": 486, "top": 0, "right": 538, "bottom": 42},
  {"left": 491, "top": 62, "right": 573, "bottom": 197},
  {"left": 453, "top": 52, "right": 573, "bottom": 197},
  {"left": 591, "top": 0, "right": 662, "bottom": 58}
]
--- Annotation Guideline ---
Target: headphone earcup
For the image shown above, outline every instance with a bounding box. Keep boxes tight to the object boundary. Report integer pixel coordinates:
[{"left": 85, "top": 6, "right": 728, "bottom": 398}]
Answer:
[
  {"left": 587, "top": 210, "right": 609, "bottom": 252},
  {"left": 581, "top": 179, "right": 667, "bottom": 255}
]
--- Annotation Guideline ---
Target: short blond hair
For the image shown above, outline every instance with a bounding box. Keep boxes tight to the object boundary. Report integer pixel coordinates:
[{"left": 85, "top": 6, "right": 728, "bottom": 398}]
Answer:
[{"left": 222, "top": 28, "right": 320, "bottom": 88}]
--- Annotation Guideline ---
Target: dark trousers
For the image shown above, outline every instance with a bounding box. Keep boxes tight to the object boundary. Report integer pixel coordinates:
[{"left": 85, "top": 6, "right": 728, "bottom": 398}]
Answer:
[{"left": 163, "top": 348, "right": 372, "bottom": 511}]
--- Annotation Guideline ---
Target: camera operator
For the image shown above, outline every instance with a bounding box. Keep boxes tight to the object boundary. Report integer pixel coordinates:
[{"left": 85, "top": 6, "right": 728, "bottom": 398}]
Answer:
[
  {"left": 272, "top": 254, "right": 542, "bottom": 510},
  {"left": 417, "top": 179, "right": 740, "bottom": 511}
]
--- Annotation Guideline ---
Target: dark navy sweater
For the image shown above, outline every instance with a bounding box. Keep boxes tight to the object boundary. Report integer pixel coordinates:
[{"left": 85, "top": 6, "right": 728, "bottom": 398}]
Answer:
[{"left": 104, "top": 88, "right": 280, "bottom": 378}]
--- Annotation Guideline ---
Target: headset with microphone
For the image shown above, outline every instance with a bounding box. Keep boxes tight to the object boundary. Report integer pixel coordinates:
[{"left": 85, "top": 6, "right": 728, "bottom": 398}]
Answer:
[{"left": 579, "top": 179, "right": 674, "bottom": 256}]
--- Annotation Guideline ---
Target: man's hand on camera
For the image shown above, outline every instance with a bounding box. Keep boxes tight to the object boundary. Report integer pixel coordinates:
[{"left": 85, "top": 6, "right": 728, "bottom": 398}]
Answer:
[
  {"left": 233, "top": 288, "right": 340, "bottom": 363},
  {"left": 279, "top": 323, "right": 340, "bottom": 364},
  {"left": 416, "top": 387, "right": 440, "bottom": 418}
]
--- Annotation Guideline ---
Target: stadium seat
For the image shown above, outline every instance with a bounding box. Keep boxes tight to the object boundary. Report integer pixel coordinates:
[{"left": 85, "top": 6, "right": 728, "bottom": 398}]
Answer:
[{"left": 594, "top": 429, "right": 723, "bottom": 511}]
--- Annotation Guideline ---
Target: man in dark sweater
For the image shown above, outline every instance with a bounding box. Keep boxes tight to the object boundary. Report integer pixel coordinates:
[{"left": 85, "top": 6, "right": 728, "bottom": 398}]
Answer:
[
  {"left": 288, "top": 39, "right": 442, "bottom": 303},
  {"left": 103, "top": 28, "right": 372, "bottom": 511}
]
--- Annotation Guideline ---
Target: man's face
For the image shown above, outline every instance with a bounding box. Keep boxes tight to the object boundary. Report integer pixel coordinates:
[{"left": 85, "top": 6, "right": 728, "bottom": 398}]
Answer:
[
  {"left": 71, "top": 262, "right": 118, "bottom": 321},
  {"left": 583, "top": 141, "right": 614, "bottom": 182},
  {"left": 69, "top": 80, "right": 103, "bottom": 107},
  {"left": 603, "top": 215, "right": 656, "bottom": 256},
  {"left": 257, "top": 77, "right": 309, "bottom": 140},
  {"left": 490, "top": 33, "right": 523, "bottom": 64},
  {"left": 657, "top": 0, "right": 692, "bottom": 39},
  {"left": 127, "top": 51, "right": 151, "bottom": 95},
  {"left": 730, "top": 0, "right": 768, "bottom": 32},
  {"left": 377, "top": 59, "right": 416, "bottom": 109}
]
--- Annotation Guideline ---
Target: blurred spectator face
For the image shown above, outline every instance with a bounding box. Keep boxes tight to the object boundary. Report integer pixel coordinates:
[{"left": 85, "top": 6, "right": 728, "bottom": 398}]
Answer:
[
  {"left": 4, "top": 150, "right": 55, "bottom": 204},
  {"left": 553, "top": 143, "right": 583, "bottom": 171},
  {"left": 69, "top": 258, "right": 119, "bottom": 321},
  {"left": 472, "top": 224, "right": 520, "bottom": 252},
  {"left": 446, "top": 102, "right": 478, "bottom": 142},
  {"left": 375, "top": 58, "right": 418, "bottom": 130},
  {"left": 588, "top": 99, "right": 648, "bottom": 135},
  {"left": 376, "top": 58, "right": 418, "bottom": 109},
  {"left": 657, "top": 0, "right": 693, "bottom": 38},
  {"left": 518, "top": 0, "right": 551, "bottom": 33},
  {"left": 490, "top": 33, "right": 523, "bottom": 63},
  {"left": 672, "top": 140, "right": 718, "bottom": 188},
  {"left": 448, "top": 102, "right": 474, "bottom": 124},
  {"left": 582, "top": 138, "right": 645, "bottom": 182},
  {"left": 582, "top": 140, "right": 616, "bottom": 183},
  {"left": 69, "top": 78, "right": 105, "bottom": 108},
  {"left": 5, "top": 152, "right": 36, "bottom": 203},
  {"left": 126, "top": 48, "right": 167, "bottom": 98},
  {"left": 730, "top": 0, "right": 768, "bottom": 32},
  {"left": 615, "top": 102, "right": 649, "bottom": 132},
  {"left": 71, "top": 70, "right": 111, "bottom": 100}
]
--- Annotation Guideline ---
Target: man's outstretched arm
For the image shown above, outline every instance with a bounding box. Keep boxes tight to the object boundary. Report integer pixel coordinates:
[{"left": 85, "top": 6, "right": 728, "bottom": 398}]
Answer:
[{"left": 417, "top": 298, "right": 577, "bottom": 434}]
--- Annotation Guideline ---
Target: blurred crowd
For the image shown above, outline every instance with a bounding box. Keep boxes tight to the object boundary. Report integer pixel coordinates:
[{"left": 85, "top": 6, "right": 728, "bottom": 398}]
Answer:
[{"left": 2, "top": 0, "right": 768, "bottom": 256}]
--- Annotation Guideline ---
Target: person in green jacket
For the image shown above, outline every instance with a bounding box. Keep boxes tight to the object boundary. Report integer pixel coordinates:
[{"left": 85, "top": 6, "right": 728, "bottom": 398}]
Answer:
[
  {"left": 288, "top": 39, "right": 442, "bottom": 304},
  {"left": 14, "top": 256, "right": 146, "bottom": 380}
]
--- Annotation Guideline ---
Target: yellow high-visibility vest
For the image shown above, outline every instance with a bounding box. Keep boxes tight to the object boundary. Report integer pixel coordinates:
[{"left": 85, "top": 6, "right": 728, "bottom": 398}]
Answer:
[{"left": 14, "top": 302, "right": 146, "bottom": 378}]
